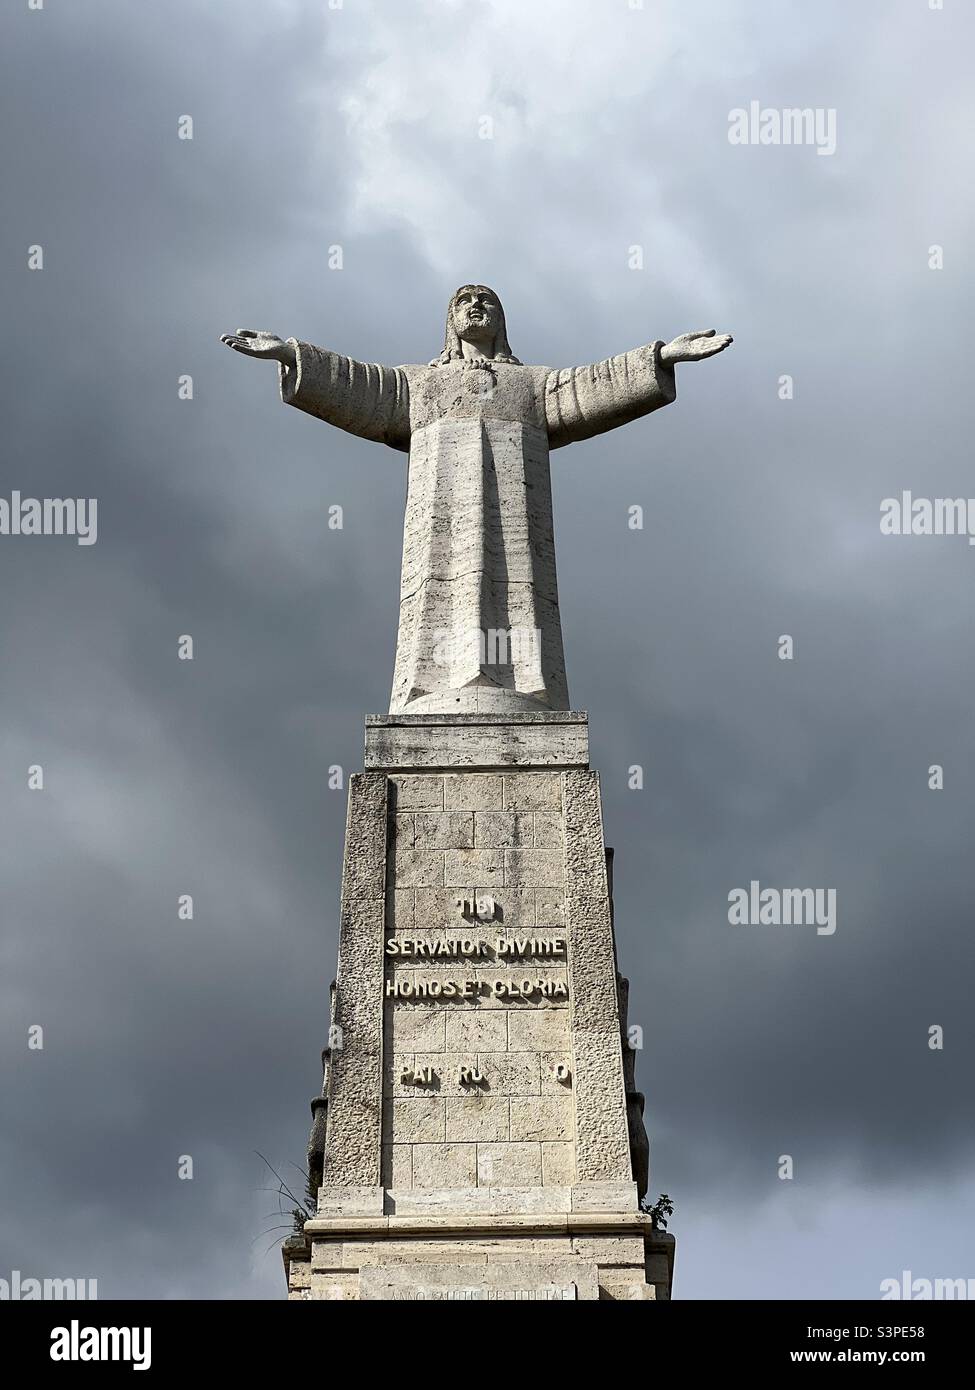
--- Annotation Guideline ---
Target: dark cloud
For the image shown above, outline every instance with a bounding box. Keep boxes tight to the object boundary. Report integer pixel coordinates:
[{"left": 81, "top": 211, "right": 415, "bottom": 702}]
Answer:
[{"left": 1, "top": 0, "right": 972, "bottom": 1298}]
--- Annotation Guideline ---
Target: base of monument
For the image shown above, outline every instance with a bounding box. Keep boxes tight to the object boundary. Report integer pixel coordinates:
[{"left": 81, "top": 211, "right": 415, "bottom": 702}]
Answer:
[
  {"left": 364, "top": 710, "right": 589, "bottom": 770},
  {"left": 283, "top": 1193, "right": 675, "bottom": 1301},
  {"left": 398, "top": 687, "right": 560, "bottom": 716},
  {"left": 293, "top": 729, "right": 673, "bottom": 1303}
]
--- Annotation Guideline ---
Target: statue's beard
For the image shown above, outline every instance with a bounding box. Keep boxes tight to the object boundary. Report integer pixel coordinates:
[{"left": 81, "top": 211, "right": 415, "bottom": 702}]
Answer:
[
  {"left": 455, "top": 312, "right": 497, "bottom": 346},
  {"left": 439, "top": 301, "right": 516, "bottom": 365}
]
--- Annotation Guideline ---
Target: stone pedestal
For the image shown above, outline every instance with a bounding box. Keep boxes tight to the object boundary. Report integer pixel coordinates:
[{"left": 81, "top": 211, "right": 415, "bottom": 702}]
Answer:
[{"left": 285, "top": 713, "right": 673, "bottom": 1301}]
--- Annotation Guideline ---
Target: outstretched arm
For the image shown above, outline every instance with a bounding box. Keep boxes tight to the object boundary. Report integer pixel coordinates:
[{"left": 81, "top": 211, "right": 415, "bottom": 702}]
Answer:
[
  {"left": 220, "top": 330, "right": 411, "bottom": 452},
  {"left": 545, "top": 329, "right": 731, "bottom": 449}
]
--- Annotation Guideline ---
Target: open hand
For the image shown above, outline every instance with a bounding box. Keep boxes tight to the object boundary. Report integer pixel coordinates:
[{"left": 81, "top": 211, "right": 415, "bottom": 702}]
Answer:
[
  {"left": 220, "top": 329, "right": 294, "bottom": 367},
  {"left": 660, "top": 329, "right": 733, "bottom": 365}
]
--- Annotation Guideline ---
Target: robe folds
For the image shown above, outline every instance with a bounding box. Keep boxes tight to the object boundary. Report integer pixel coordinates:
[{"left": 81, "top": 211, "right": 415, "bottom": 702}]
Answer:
[{"left": 280, "top": 341, "right": 676, "bottom": 713}]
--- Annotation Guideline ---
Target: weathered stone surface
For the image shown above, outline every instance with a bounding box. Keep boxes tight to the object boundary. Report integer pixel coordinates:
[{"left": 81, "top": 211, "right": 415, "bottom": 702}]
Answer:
[
  {"left": 348, "top": 1241, "right": 490, "bottom": 1266},
  {"left": 505, "top": 849, "right": 563, "bottom": 887},
  {"left": 316, "top": 1186, "right": 384, "bottom": 1217},
  {"left": 360, "top": 1260, "right": 599, "bottom": 1300},
  {"left": 570, "top": 1182, "right": 638, "bottom": 1213},
  {"left": 443, "top": 773, "right": 504, "bottom": 810},
  {"left": 503, "top": 772, "right": 562, "bottom": 810},
  {"left": 382, "top": 1145, "right": 412, "bottom": 1188},
  {"left": 414, "top": 811, "right": 474, "bottom": 849},
  {"left": 392, "top": 812, "right": 415, "bottom": 850},
  {"left": 411, "top": 1143, "right": 477, "bottom": 1188},
  {"left": 322, "top": 775, "right": 389, "bottom": 1189},
  {"left": 304, "top": 1210, "right": 650, "bottom": 1238},
  {"left": 506, "top": 1008, "right": 569, "bottom": 1052},
  {"left": 446, "top": 1096, "right": 511, "bottom": 1142},
  {"left": 394, "top": 848, "right": 444, "bottom": 888},
  {"left": 393, "top": 888, "right": 416, "bottom": 933},
  {"left": 474, "top": 811, "right": 534, "bottom": 848},
  {"left": 369, "top": 718, "right": 590, "bottom": 771},
  {"left": 600, "top": 1280, "right": 656, "bottom": 1301},
  {"left": 646, "top": 1231, "right": 676, "bottom": 1300},
  {"left": 533, "top": 813, "right": 564, "bottom": 849},
  {"left": 385, "top": 1097, "right": 446, "bottom": 1144},
  {"left": 383, "top": 1050, "right": 414, "bottom": 1095},
  {"left": 534, "top": 888, "right": 565, "bottom": 927},
  {"left": 509, "top": 1096, "right": 573, "bottom": 1143},
  {"left": 476, "top": 1142, "right": 542, "bottom": 1186},
  {"left": 562, "top": 770, "right": 633, "bottom": 1184},
  {"left": 389, "top": 1007, "right": 446, "bottom": 1053},
  {"left": 414, "top": 886, "right": 481, "bottom": 929},
  {"left": 389, "top": 774, "right": 445, "bottom": 809},
  {"left": 385, "top": 1187, "right": 496, "bottom": 1216},
  {"left": 341, "top": 773, "right": 388, "bottom": 901},
  {"left": 310, "top": 1240, "right": 344, "bottom": 1272},
  {"left": 564, "top": 894, "right": 619, "bottom": 1032},
  {"left": 308, "top": 1273, "right": 359, "bottom": 1301},
  {"left": 539, "top": 1051, "right": 574, "bottom": 1094},
  {"left": 541, "top": 1142, "right": 576, "bottom": 1186},
  {"left": 571, "top": 1030, "right": 632, "bottom": 1182},
  {"left": 445, "top": 1010, "right": 507, "bottom": 1052},
  {"left": 477, "top": 1051, "right": 540, "bottom": 1096},
  {"left": 444, "top": 848, "right": 504, "bottom": 887},
  {"left": 571, "top": 1234, "right": 645, "bottom": 1266},
  {"left": 385, "top": 1187, "right": 573, "bottom": 1218},
  {"left": 494, "top": 887, "right": 536, "bottom": 927}
]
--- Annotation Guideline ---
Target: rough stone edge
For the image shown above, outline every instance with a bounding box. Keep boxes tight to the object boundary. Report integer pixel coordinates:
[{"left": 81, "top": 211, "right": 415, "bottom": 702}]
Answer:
[
  {"left": 302, "top": 1210, "right": 653, "bottom": 1237},
  {"left": 359, "top": 1260, "right": 600, "bottom": 1301},
  {"left": 365, "top": 721, "right": 590, "bottom": 771},
  {"left": 367, "top": 712, "right": 589, "bottom": 727},
  {"left": 321, "top": 772, "right": 389, "bottom": 1189},
  {"left": 562, "top": 770, "right": 633, "bottom": 1184}
]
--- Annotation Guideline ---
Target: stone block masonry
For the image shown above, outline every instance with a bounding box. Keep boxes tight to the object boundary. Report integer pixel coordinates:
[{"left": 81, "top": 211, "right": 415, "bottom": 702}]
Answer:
[{"left": 286, "top": 714, "right": 671, "bottom": 1301}]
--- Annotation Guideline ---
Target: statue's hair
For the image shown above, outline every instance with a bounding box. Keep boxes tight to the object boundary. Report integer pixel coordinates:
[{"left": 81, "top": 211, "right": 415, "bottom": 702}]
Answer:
[{"left": 429, "top": 284, "right": 521, "bottom": 367}]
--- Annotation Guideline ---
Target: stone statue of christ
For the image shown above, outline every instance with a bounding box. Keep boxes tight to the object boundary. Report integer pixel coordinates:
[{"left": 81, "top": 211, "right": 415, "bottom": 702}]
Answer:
[{"left": 222, "top": 286, "right": 731, "bottom": 714}]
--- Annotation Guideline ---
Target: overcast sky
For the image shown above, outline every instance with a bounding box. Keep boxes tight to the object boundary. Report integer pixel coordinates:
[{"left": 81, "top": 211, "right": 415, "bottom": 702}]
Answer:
[{"left": 1, "top": 0, "right": 973, "bottom": 1300}]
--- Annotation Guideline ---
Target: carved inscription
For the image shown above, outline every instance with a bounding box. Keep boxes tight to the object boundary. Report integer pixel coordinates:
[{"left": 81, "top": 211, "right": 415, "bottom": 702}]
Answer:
[
  {"left": 386, "top": 936, "right": 565, "bottom": 959},
  {"left": 387, "top": 976, "right": 568, "bottom": 1000},
  {"left": 455, "top": 895, "right": 496, "bottom": 921},
  {"left": 399, "top": 1062, "right": 486, "bottom": 1088}
]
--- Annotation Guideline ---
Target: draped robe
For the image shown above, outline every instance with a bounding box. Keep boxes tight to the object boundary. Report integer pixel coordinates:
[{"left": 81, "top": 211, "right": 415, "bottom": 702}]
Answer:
[{"left": 280, "top": 341, "right": 677, "bottom": 713}]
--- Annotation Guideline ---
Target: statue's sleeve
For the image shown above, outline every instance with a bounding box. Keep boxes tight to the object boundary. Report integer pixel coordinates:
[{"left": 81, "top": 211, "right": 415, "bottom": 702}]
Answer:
[
  {"left": 544, "top": 341, "right": 676, "bottom": 450},
  {"left": 279, "top": 339, "right": 411, "bottom": 452}
]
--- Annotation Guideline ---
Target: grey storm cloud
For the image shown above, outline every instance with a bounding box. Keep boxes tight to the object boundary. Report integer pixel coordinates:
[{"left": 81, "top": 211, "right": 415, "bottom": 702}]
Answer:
[{"left": 1, "top": 0, "right": 972, "bottom": 1298}]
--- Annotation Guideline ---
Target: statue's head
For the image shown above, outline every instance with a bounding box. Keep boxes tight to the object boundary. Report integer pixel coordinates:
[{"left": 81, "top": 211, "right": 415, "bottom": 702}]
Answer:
[{"left": 432, "top": 284, "right": 520, "bottom": 366}]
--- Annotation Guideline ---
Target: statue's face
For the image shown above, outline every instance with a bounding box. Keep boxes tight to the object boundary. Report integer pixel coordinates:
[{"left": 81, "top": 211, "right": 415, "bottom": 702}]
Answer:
[{"left": 451, "top": 287, "right": 502, "bottom": 346}]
